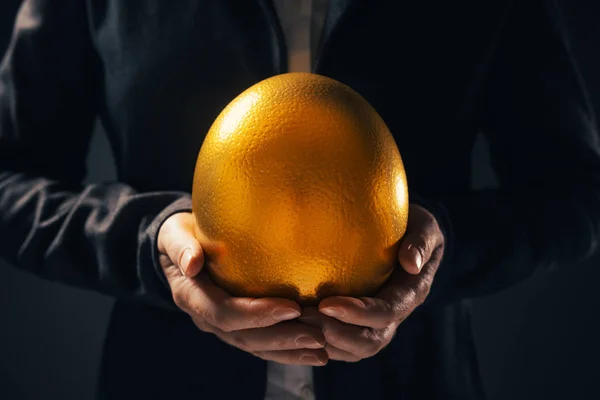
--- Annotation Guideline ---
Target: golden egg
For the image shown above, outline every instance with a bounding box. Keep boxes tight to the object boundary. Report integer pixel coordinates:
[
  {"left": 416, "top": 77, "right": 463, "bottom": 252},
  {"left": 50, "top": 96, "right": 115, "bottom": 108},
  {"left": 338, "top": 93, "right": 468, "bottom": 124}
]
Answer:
[{"left": 192, "top": 72, "right": 408, "bottom": 305}]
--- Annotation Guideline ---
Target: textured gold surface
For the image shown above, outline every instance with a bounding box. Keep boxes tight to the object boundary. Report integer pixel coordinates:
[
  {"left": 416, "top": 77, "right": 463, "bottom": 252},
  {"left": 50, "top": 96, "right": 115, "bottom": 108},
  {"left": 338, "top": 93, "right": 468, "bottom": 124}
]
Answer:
[{"left": 192, "top": 73, "right": 409, "bottom": 305}]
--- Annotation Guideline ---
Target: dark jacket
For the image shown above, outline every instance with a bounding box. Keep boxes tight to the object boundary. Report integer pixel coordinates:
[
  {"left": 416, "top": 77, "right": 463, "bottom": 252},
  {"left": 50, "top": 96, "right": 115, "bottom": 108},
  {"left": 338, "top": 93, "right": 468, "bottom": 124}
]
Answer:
[{"left": 1, "top": 0, "right": 598, "bottom": 399}]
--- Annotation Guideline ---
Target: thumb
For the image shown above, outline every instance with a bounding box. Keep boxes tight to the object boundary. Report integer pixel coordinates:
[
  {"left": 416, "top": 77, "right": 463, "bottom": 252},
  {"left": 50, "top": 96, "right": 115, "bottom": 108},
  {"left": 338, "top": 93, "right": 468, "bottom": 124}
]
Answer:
[
  {"left": 398, "top": 238, "right": 429, "bottom": 275},
  {"left": 397, "top": 205, "right": 442, "bottom": 275},
  {"left": 158, "top": 213, "right": 205, "bottom": 278}
]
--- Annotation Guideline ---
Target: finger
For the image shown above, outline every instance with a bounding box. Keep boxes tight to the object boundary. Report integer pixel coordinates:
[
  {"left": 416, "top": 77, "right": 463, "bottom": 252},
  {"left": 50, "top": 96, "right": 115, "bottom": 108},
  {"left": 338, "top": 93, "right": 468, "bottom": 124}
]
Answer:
[
  {"left": 158, "top": 212, "right": 204, "bottom": 277},
  {"left": 298, "top": 307, "right": 324, "bottom": 327},
  {"left": 301, "top": 308, "right": 393, "bottom": 360},
  {"left": 397, "top": 205, "right": 443, "bottom": 275},
  {"left": 387, "top": 246, "right": 443, "bottom": 306},
  {"left": 170, "top": 272, "right": 301, "bottom": 332},
  {"left": 324, "top": 344, "right": 363, "bottom": 362},
  {"left": 214, "top": 321, "right": 325, "bottom": 352},
  {"left": 301, "top": 307, "right": 385, "bottom": 359},
  {"left": 319, "top": 296, "right": 402, "bottom": 329},
  {"left": 254, "top": 349, "right": 328, "bottom": 366},
  {"left": 322, "top": 312, "right": 381, "bottom": 359}
]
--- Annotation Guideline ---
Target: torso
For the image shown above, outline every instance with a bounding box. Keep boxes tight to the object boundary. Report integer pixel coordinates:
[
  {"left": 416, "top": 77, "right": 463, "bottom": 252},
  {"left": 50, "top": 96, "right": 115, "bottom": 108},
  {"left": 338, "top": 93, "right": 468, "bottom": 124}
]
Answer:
[
  {"left": 90, "top": 1, "right": 509, "bottom": 398},
  {"left": 88, "top": 0, "right": 509, "bottom": 195}
]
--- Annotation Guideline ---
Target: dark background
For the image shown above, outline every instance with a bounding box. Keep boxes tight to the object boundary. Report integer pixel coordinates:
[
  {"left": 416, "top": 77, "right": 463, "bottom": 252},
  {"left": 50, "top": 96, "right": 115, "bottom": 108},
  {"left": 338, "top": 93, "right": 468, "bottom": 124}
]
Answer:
[{"left": 0, "top": 2, "right": 598, "bottom": 399}]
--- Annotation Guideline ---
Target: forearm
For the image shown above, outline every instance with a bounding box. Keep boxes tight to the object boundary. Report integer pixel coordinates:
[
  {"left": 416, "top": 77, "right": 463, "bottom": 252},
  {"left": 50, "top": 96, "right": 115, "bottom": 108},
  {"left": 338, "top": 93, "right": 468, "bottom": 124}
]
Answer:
[
  {"left": 0, "top": 169, "right": 192, "bottom": 309},
  {"left": 421, "top": 180, "right": 600, "bottom": 305},
  {"left": 418, "top": 0, "right": 600, "bottom": 306}
]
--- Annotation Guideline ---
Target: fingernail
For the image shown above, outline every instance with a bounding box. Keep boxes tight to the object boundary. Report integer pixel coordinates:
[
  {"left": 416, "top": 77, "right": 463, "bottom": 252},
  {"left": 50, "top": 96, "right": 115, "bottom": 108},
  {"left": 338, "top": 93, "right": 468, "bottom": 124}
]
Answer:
[
  {"left": 320, "top": 307, "right": 346, "bottom": 318},
  {"left": 296, "top": 336, "right": 324, "bottom": 349},
  {"left": 272, "top": 308, "right": 301, "bottom": 322},
  {"left": 413, "top": 249, "right": 423, "bottom": 271},
  {"left": 179, "top": 249, "right": 193, "bottom": 276},
  {"left": 301, "top": 354, "right": 327, "bottom": 366}
]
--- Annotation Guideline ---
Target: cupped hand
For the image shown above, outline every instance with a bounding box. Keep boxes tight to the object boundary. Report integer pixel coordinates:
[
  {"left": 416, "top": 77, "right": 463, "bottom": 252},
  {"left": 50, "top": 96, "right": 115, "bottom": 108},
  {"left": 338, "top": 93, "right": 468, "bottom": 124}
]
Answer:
[
  {"left": 158, "top": 212, "right": 328, "bottom": 366},
  {"left": 301, "top": 204, "right": 444, "bottom": 362}
]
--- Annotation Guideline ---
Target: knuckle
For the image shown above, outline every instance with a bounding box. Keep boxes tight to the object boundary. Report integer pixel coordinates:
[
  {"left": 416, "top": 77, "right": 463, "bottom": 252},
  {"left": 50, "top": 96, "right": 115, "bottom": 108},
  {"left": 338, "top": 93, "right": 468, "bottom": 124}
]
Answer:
[
  {"left": 274, "top": 338, "right": 288, "bottom": 351},
  {"left": 209, "top": 304, "right": 235, "bottom": 332},
  {"left": 359, "top": 343, "right": 378, "bottom": 359},
  {"left": 406, "top": 286, "right": 420, "bottom": 304},
  {"left": 172, "top": 292, "right": 183, "bottom": 308},
  {"left": 380, "top": 312, "right": 397, "bottom": 327},
  {"left": 360, "top": 330, "right": 380, "bottom": 358},
  {"left": 414, "top": 232, "right": 436, "bottom": 258},
  {"left": 195, "top": 305, "right": 220, "bottom": 330},
  {"left": 192, "top": 317, "right": 216, "bottom": 334},
  {"left": 405, "top": 233, "right": 427, "bottom": 256},
  {"left": 359, "top": 297, "right": 377, "bottom": 310},
  {"left": 276, "top": 354, "right": 293, "bottom": 364},
  {"left": 172, "top": 289, "right": 190, "bottom": 310},
  {"left": 371, "top": 301, "right": 396, "bottom": 326},
  {"left": 375, "top": 331, "right": 389, "bottom": 348},
  {"left": 415, "top": 233, "right": 429, "bottom": 249},
  {"left": 165, "top": 241, "right": 182, "bottom": 262},
  {"left": 416, "top": 279, "right": 431, "bottom": 302},
  {"left": 324, "top": 329, "right": 341, "bottom": 346},
  {"left": 359, "top": 327, "right": 373, "bottom": 341},
  {"left": 292, "top": 352, "right": 309, "bottom": 364},
  {"left": 364, "top": 333, "right": 386, "bottom": 358},
  {"left": 158, "top": 253, "right": 172, "bottom": 269},
  {"left": 212, "top": 308, "right": 234, "bottom": 332},
  {"left": 196, "top": 321, "right": 213, "bottom": 334},
  {"left": 250, "top": 313, "right": 274, "bottom": 328},
  {"left": 230, "top": 334, "right": 249, "bottom": 351},
  {"left": 332, "top": 347, "right": 362, "bottom": 363},
  {"left": 392, "top": 298, "right": 412, "bottom": 319}
]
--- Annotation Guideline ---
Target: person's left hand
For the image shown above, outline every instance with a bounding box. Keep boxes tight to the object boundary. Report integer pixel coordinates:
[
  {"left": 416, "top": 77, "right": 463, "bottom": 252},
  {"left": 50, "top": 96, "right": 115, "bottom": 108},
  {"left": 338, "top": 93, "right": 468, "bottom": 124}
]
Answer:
[{"left": 300, "top": 204, "right": 445, "bottom": 362}]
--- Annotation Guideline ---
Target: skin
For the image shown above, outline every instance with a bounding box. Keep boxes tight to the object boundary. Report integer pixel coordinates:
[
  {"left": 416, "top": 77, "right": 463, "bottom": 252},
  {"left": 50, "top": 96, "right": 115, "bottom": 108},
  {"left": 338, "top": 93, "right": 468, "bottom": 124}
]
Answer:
[{"left": 157, "top": 204, "right": 444, "bottom": 365}]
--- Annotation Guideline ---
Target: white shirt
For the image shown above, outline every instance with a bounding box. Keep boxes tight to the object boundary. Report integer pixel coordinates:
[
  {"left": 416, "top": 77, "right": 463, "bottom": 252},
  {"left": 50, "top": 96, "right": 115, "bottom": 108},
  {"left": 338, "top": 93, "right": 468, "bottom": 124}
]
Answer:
[
  {"left": 264, "top": 2, "right": 329, "bottom": 400},
  {"left": 274, "top": 0, "right": 329, "bottom": 73}
]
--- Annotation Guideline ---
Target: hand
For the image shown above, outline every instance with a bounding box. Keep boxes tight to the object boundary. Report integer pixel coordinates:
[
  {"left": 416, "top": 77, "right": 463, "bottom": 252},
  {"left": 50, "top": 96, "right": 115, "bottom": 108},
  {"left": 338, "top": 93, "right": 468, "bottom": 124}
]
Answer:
[
  {"left": 300, "top": 204, "right": 444, "bottom": 362},
  {"left": 158, "top": 212, "right": 328, "bottom": 366}
]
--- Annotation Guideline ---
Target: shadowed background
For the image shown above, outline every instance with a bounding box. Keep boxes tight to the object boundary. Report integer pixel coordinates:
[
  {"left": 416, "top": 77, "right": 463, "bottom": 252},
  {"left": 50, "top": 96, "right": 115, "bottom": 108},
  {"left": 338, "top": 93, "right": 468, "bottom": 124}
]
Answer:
[{"left": 1, "top": 2, "right": 598, "bottom": 399}]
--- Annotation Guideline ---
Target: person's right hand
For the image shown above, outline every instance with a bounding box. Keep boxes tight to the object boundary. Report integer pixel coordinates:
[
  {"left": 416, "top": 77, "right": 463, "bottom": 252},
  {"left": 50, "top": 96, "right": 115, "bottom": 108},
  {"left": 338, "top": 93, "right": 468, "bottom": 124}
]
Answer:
[{"left": 157, "top": 212, "right": 328, "bottom": 366}]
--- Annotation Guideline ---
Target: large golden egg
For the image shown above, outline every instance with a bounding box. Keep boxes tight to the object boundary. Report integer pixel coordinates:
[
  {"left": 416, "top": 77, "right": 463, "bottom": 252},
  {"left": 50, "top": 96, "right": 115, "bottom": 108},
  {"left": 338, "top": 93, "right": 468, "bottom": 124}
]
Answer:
[{"left": 192, "top": 72, "right": 408, "bottom": 305}]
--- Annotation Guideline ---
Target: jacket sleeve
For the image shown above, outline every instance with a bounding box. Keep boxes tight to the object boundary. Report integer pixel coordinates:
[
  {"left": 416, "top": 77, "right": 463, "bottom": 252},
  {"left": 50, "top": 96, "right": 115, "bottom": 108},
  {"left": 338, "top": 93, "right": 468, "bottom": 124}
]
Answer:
[
  {"left": 423, "top": 0, "right": 600, "bottom": 304},
  {"left": 0, "top": 0, "right": 190, "bottom": 310}
]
